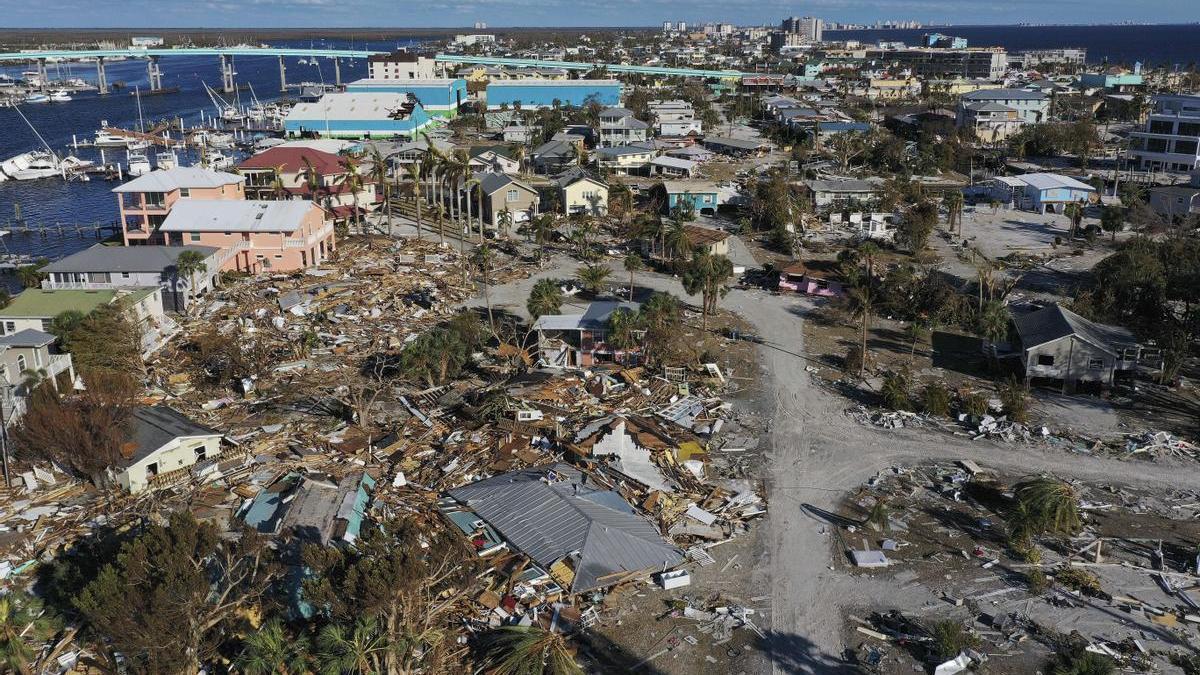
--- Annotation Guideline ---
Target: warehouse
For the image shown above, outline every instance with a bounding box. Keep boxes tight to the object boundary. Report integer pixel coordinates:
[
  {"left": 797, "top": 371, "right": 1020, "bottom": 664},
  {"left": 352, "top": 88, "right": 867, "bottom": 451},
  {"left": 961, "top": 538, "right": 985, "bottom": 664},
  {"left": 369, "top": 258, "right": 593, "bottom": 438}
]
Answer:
[
  {"left": 343, "top": 78, "right": 469, "bottom": 118},
  {"left": 283, "top": 92, "right": 434, "bottom": 139},
  {"left": 485, "top": 79, "right": 622, "bottom": 110}
]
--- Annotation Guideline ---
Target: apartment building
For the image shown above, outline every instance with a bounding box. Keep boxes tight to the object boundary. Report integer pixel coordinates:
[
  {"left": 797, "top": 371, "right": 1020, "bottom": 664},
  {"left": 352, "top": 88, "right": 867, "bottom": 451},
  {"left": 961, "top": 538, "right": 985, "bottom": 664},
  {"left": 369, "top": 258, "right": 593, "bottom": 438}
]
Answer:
[
  {"left": 1131, "top": 94, "right": 1200, "bottom": 173},
  {"left": 367, "top": 50, "right": 438, "bottom": 80},
  {"left": 158, "top": 200, "right": 334, "bottom": 274},
  {"left": 866, "top": 47, "right": 1008, "bottom": 80},
  {"left": 113, "top": 168, "right": 244, "bottom": 245}
]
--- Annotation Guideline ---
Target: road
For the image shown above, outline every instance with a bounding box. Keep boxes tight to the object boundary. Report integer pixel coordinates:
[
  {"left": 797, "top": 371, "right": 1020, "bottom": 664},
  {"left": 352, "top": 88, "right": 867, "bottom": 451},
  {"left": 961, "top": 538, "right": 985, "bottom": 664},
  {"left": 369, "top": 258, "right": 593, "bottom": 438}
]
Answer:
[{"left": 468, "top": 240, "right": 1200, "bottom": 674}]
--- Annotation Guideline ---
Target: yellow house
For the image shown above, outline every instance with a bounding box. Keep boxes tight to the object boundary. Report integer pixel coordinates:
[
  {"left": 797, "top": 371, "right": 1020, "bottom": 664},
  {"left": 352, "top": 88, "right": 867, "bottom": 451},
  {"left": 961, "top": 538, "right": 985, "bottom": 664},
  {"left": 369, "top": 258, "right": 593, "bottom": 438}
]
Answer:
[
  {"left": 863, "top": 78, "right": 921, "bottom": 100},
  {"left": 114, "top": 405, "right": 225, "bottom": 494},
  {"left": 556, "top": 171, "right": 609, "bottom": 216}
]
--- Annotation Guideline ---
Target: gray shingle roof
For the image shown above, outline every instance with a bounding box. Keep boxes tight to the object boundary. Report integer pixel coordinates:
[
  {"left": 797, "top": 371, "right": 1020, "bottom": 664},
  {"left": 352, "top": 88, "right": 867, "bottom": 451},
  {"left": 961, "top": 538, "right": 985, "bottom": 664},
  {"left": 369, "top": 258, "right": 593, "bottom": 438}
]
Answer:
[
  {"left": 962, "top": 88, "right": 1047, "bottom": 102},
  {"left": 1013, "top": 303, "right": 1137, "bottom": 354},
  {"left": 447, "top": 464, "right": 682, "bottom": 592},
  {"left": 0, "top": 329, "right": 56, "bottom": 348},
  {"left": 121, "top": 405, "right": 220, "bottom": 468},
  {"left": 41, "top": 245, "right": 219, "bottom": 275}
]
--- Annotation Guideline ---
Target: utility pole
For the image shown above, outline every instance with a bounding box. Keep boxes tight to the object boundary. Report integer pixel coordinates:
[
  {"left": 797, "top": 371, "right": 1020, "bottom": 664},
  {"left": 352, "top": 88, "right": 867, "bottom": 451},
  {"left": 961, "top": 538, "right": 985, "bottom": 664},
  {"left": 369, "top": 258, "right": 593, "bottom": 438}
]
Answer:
[{"left": 0, "top": 387, "right": 12, "bottom": 488}]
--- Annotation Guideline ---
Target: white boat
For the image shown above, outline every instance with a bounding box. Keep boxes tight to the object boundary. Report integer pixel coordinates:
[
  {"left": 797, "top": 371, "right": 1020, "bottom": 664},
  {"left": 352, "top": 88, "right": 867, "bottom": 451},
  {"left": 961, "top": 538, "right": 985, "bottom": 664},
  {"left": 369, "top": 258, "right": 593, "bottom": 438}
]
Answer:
[
  {"left": 49, "top": 90, "right": 72, "bottom": 102},
  {"left": 0, "top": 150, "right": 39, "bottom": 177},
  {"left": 154, "top": 151, "right": 179, "bottom": 170},
  {"left": 205, "top": 150, "right": 235, "bottom": 171},
  {"left": 127, "top": 150, "right": 151, "bottom": 177},
  {"left": 23, "top": 93, "right": 49, "bottom": 104},
  {"left": 207, "top": 132, "right": 236, "bottom": 149},
  {"left": 8, "top": 151, "right": 63, "bottom": 180}
]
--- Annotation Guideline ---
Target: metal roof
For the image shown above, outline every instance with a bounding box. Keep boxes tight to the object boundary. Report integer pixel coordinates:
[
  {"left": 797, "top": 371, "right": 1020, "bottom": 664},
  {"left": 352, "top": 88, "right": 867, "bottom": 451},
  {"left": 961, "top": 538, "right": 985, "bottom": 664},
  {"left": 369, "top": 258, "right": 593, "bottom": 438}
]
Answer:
[
  {"left": 1015, "top": 172, "right": 1096, "bottom": 192},
  {"left": 159, "top": 199, "right": 316, "bottom": 234},
  {"left": 42, "top": 244, "right": 219, "bottom": 274},
  {"left": 962, "top": 88, "right": 1047, "bottom": 101},
  {"left": 286, "top": 92, "right": 423, "bottom": 122},
  {"left": 446, "top": 464, "right": 683, "bottom": 593},
  {"left": 533, "top": 301, "right": 640, "bottom": 332},
  {"left": 111, "top": 167, "right": 243, "bottom": 193}
]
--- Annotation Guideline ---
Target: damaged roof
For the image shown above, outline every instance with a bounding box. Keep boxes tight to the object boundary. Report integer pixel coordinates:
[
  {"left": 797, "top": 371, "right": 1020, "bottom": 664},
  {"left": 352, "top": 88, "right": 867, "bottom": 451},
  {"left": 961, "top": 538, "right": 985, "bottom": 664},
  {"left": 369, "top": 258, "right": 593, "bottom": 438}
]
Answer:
[
  {"left": 446, "top": 464, "right": 683, "bottom": 593},
  {"left": 1013, "top": 303, "right": 1138, "bottom": 354}
]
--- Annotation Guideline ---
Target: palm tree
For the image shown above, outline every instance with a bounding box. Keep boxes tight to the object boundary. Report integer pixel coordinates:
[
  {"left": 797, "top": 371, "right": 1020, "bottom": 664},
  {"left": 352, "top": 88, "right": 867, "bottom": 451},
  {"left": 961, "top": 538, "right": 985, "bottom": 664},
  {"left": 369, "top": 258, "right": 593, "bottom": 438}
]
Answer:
[
  {"left": 1064, "top": 200, "right": 1085, "bottom": 240},
  {"left": 269, "top": 163, "right": 289, "bottom": 200},
  {"left": 943, "top": 190, "right": 964, "bottom": 236},
  {"left": 606, "top": 307, "right": 641, "bottom": 353},
  {"left": 316, "top": 618, "right": 393, "bottom": 675},
  {"left": 663, "top": 220, "right": 693, "bottom": 267},
  {"left": 531, "top": 214, "right": 557, "bottom": 265},
  {"left": 623, "top": 252, "right": 643, "bottom": 301},
  {"left": 368, "top": 147, "right": 393, "bottom": 236},
  {"left": 846, "top": 284, "right": 874, "bottom": 378},
  {"left": 576, "top": 264, "right": 612, "bottom": 296},
  {"left": 237, "top": 618, "right": 310, "bottom": 675},
  {"left": 405, "top": 162, "right": 423, "bottom": 240},
  {"left": 865, "top": 497, "right": 889, "bottom": 532},
  {"left": 471, "top": 244, "right": 496, "bottom": 333},
  {"left": 978, "top": 299, "right": 1010, "bottom": 345},
  {"left": 1014, "top": 475, "right": 1082, "bottom": 536},
  {"left": 498, "top": 208, "right": 513, "bottom": 241},
  {"left": 174, "top": 249, "right": 208, "bottom": 308},
  {"left": 301, "top": 157, "right": 326, "bottom": 211},
  {"left": 482, "top": 626, "right": 582, "bottom": 675},
  {"left": 856, "top": 240, "right": 880, "bottom": 287},
  {"left": 639, "top": 216, "right": 666, "bottom": 261},
  {"left": 527, "top": 278, "right": 564, "bottom": 319},
  {"left": 15, "top": 263, "right": 43, "bottom": 289},
  {"left": 337, "top": 153, "right": 367, "bottom": 235},
  {"left": 680, "top": 252, "right": 734, "bottom": 330}
]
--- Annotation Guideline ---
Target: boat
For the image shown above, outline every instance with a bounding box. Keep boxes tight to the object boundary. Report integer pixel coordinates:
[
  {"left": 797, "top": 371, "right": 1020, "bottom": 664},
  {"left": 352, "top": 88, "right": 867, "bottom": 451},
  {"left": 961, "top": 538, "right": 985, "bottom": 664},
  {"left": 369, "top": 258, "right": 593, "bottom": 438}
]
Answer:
[
  {"left": 205, "top": 150, "right": 235, "bottom": 171},
  {"left": 23, "top": 93, "right": 49, "bottom": 104},
  {"left": 154, "top": 151, "right": 179, "bottom": 170},
  {"left": 7, "top": 151, "right": 63, "bottom": 180},
  {"left": 127, "top": 150, "right": 151, "bottom": 177},
  {"left": 207, "top": 132, "right": 236, "bottom": 149},
  {"left": 49, "top": 90, "right": 72, "bottom": 102}
]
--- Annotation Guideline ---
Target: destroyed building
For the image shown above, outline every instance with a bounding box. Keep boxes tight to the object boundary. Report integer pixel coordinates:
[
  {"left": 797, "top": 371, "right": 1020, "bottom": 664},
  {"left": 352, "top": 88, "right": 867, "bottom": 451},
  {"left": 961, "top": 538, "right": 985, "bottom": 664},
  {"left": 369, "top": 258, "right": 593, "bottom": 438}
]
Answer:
[
  {"left": 443, "top": 464, "right": 684, "bottom": 593},
  {"left": 533, "top": 301, "right": 641, "bottom": 369}
]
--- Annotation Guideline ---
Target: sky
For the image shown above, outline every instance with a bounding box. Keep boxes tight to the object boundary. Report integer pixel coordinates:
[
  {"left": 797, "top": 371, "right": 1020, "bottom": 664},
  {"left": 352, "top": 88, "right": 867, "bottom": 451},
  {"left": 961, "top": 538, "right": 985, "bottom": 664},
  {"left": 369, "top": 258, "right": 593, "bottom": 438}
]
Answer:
[{"left": 3, "top": 0, "right": 1200, "bottom": 29}]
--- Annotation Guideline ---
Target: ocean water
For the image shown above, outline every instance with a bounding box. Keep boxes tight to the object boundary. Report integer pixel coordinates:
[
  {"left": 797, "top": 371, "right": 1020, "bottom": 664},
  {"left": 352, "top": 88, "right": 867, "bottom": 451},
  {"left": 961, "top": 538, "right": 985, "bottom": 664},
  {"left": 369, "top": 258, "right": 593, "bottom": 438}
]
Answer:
[
  {"left": 0, "top": 38, "right": 419, "bottom": 260},
  {"left": 827, "top": 24, "right": 1200, "bottom": 66}
]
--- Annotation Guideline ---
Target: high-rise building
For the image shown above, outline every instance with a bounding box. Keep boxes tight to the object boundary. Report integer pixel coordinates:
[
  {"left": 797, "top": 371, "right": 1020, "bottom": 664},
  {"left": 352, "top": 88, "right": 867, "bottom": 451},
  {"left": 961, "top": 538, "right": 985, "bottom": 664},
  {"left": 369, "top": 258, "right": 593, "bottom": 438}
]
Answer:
[
  {"left": 474, "top": 21, "right": 487, "bottom": 30},
  {"left": 663, "top": 21, "right": 673, "bottom": 32},
  {"left": 780, "top": 16, "right": 823, "bottom": 42},
  {"left": 1131, "top": 94, "right": 1200, "bottom": 172}
]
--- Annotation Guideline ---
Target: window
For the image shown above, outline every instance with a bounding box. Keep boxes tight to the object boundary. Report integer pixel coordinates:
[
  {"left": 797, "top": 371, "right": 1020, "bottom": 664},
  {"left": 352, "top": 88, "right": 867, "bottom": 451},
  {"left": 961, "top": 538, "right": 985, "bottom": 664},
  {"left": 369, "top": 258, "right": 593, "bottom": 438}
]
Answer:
[
  {"left": 15, "top": 355, "right": 25, "bottom": 373},
  {"left": 0, "top": 322, "right": 9, "bottom": 336},
  {"left": 121, "top": 272, "right": 130, "bottom": 278},
  {"left": 190, "top": 233, "right": 201, "bottom": 242},
  {"left": 1036, "top": 354, "right": 1055, "bottom": 366},
  {"left": 506, "top": 189, "right": 520, "bottom": 203},
  {"left": 1088, "top": 358, "right": 1105, "bottom": 370},
  {"left": 179, "top": 188, "right": 190, "bottom": 198},
  {"left": 194, "top": 446, "right": 207, "bottom": 462}
]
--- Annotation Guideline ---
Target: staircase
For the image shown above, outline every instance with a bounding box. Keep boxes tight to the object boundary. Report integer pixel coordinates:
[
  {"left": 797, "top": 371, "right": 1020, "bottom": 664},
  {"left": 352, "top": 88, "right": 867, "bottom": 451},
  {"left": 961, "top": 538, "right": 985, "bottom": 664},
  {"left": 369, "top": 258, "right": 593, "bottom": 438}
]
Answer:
[{"left": 387, "top": 197, "right": 476, "bottom": 244}]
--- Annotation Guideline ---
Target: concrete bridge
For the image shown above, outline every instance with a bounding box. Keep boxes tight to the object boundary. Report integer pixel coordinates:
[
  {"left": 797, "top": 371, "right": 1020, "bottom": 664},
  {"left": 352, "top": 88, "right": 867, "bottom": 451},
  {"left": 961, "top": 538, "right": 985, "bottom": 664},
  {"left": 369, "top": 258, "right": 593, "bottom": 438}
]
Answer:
[{"left": 0, "top": 47, "right": 747, "bottom": 96}]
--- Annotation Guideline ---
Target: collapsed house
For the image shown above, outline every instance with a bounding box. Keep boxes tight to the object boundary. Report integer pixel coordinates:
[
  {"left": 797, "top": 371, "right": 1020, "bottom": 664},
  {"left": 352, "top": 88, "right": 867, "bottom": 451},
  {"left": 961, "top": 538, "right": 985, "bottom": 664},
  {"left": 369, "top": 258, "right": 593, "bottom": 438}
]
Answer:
[
  {"left": 242, "top": 471, "right": 376, "bottom": 547},
  {"left": 442, "top": 464, "right": 684, "bottom": 594}
]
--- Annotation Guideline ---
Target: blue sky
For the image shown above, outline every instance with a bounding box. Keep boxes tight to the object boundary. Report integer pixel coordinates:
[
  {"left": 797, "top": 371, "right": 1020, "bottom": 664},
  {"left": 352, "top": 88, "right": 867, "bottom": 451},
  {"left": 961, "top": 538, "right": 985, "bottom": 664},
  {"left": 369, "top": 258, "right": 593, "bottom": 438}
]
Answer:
[{"left": 4, "top": 0, "right": 1199, "bottom": 28}]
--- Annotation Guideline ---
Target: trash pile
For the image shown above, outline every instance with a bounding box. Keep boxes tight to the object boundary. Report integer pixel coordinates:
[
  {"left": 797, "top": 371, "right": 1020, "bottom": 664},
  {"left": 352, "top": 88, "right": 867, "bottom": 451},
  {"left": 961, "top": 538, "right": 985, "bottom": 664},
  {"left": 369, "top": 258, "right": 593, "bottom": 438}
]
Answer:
[{"left": 1123, "top": 430, "right": 1199, "bottom": 460}]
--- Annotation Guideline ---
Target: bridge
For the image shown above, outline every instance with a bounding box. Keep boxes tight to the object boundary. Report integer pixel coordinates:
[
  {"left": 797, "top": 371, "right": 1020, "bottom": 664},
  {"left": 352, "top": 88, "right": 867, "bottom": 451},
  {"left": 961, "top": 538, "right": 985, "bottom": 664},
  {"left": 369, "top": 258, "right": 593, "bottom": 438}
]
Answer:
[{"left": 0, "top": 47, "right": 747, "bottom": 96}]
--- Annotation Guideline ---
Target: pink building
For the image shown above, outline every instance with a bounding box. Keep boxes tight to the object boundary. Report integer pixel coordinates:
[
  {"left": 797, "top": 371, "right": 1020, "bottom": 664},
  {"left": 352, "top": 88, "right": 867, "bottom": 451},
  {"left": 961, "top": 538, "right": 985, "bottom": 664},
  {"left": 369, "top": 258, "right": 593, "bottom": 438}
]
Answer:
[
  {"left": 158, "top": 200, "right": 335, "bottom": 274},
  {"left": 113, "top": 168, "right": 245, "bottom": 245},
  {"left": 778, "top": 260, "right": 846, "bottom": 297}
]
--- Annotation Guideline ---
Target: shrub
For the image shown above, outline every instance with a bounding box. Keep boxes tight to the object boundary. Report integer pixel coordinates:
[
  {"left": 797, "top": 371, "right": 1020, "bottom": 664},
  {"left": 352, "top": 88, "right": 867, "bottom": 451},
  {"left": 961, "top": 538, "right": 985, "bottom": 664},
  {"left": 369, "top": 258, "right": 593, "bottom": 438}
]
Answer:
[
  {"left": 844, "top": 345, "right": 865, "bottom": 375},
  {"left": 929, "top": 619, "right": 979, "bottom": 662},
  {"left": 998, "top": 376, "right": 1030, "bottom": 423},
  {"left": 922, "top": 382, "right": 951, "bottom": 417},
  {"left": 1048, "top": 648, "right": 1115, "bottom": 675},
  {"left": 1054, "top": 566, "right": 1102, "bottom": 596},
  {"left": 881, "top": 371, "right": 912, "bottom": 410},
  {"left": 1026, "top": 568, "right": 1048, "bottom": 595},
  {"left": 962, "top": 392, "right": 989, "bottom": 417}
]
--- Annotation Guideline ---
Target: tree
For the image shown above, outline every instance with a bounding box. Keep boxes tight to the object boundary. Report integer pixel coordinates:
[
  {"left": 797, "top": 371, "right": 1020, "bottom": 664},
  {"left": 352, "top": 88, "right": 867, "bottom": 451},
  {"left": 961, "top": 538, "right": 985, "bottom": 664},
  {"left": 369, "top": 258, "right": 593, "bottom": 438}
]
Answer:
[
  {"left": 481, "top": 626, "right": 582, "bottom": 675},
  {"left": 896, "top": 200, "right": 939, "bottom": 252},
  {"left": 47, "top": 310, "right": 85, "bottom": 342},
  {"left": 237, "top": 618, "right": 310, "bottom": 675},
  {"left": 1049, "top": 648, "right": 1115, "bottom": 675},
  {"left": 399, "top": 328, "right": 469, "bottom": 388},
  {"left": 1064, "top": 200, "right": 1085, "bottom": 240},
  {"left": 680, "top": 252, "right": 734, "bottom": 330},
  {"left": 977, "top": 299, "right": 1010, "bottom": 345},
  {"left": 943, "top": 190, "right": 964, "bottom": 236},
  {"left": 998, "top": 375, "right": 1030, "bottom": 422},
  {"left": 663, "top": 219, "right": 693, "bottom": 267},
  {"left": 575, "top": 264, "right": 612, "bottom": 296},
  {"left": 59, "top": 301, "right": 144, "bottom": 381},
  {"left": 74, "top": 512, "right": 278, "bottom": 675},
  {"left": 471, "top": 245, "right": 496, "bottom": 333},
  {"left": 1099, "top": 205, "right": 1124, "bottom": 243},
  {"left": 316, "top": 618, "right": 394, "bottom": 675},
  {"left": 0, "top": 592, "right": 56, "bottom": 674},
  {"left": 527, "top": 278, "right": 564, "bottom": 319},
  {"left": 865, "top": 497, "right": 890, "bottom": 532},
  {"left": 846, "top": 284, "right": 875, "bottom": 377},
  {"left": 639, "top": 292, "right": 682, "bottom": 365},
  {"left": 174, "top": 249, "right": 208, "bottom": 310},
  {"left": 1013, "top": 475, "right": 1082, "bottom": 536},
  {"left": 530, "top": 213, "right": 557, "bottom": 265},
  {"left": 881, "top": 370, "right": 911, "bottom": 410},
  {"left": 368, "top": 146, "right": 393, "bottom": 236},
  {"left": 929, "top": 619, "right": 979, "bottom": 662},
  {"left": 623, "top": 252, "right": 643, "bottom": 301},
  {"left": 16, "top": 260, "right": 47, "bottom": 289},
  {"left": 405, "top": 163, "right": 423, "bottom": 240},
  {"left": 605, "top": 307, "right": 641, "bottom": 353}
]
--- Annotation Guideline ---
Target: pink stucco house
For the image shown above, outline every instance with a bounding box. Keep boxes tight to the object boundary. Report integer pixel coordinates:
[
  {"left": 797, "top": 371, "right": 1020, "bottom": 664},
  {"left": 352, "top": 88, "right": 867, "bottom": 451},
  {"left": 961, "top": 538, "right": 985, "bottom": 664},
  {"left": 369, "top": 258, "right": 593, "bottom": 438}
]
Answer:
[
  {"left": 113, "top": 168, "right": 245, "bottom": 246},
  {"left": 158, "top": 199, "right": 335, "bottom": 274},
  {"left": 778, "top": 260, "right": 846, "bottom": 297}
]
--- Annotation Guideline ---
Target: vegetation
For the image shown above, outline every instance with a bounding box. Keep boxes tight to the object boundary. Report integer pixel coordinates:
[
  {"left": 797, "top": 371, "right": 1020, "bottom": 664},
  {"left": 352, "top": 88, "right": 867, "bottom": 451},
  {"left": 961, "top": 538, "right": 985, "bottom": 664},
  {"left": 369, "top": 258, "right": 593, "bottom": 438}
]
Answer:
[
  {"left": 680, "top": 253, "right": 734, "bottom": 330},
  {"left": 480, "top": 626, "right": 583, "bottom": 675},
  {"left": 921, "top": 382, "right": 951, "bottom": 417},
  {"left": 895, "top": 200, "right": 939, "bottom": 252},
  {"left": 1048, "top": 647, "right": 1115, "bottom": 675},
  {"left": 575, "top": 264, "right": 612, "bottom": 296},
  {"left": 881, "top": 370, "right": 912, "bottom": 411},
  {"left": 1010, "top": 475, "right": 1083, "bottom": 537},
  {"left": 928, "top": 619, "right": 979, "bottom": 662},
  {"left": 527, "top": 278, "right": 564, "bottom": 320},
  {"left": 997, "top": 376, "right": 1030, "bottom": 423},
  {"left": 58, "top": 301, "right": 145, "bottom": 381}
]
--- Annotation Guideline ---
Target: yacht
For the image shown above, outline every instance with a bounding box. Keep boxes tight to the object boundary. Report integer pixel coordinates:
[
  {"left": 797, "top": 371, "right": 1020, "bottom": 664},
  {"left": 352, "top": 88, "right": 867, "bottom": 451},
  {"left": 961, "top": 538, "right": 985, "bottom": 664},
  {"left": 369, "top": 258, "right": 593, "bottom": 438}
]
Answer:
[
  {"left": 126, "top": 150, "right": 151, "bottom": 177},
  {"left": 49, "top": 90, "right": 72, "bottom": 102},
  {"left": 154, "top": 151, "right": 179, "bottom": 171},
  {"left": 7, "top": 152, "right": 63, "bottom": 180},
  {"left": 205, "top": 150, "right": 235, "bottom": 171},
  {"left": 23, "top": 92, "right": 49, "bottom": 104},
  {"left": 207, "top": 132, "right": 236, "bottom": 149},
  {"left": 94, "top": 121, "right": 130, "bottom": 147}
]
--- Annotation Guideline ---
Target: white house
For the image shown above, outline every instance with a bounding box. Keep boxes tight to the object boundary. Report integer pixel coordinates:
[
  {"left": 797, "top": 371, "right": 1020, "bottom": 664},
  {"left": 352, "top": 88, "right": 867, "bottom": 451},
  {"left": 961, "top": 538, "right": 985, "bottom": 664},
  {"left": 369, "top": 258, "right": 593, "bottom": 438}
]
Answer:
[{"left": 113, "top": 406, "right": 225, "bottom": 494}]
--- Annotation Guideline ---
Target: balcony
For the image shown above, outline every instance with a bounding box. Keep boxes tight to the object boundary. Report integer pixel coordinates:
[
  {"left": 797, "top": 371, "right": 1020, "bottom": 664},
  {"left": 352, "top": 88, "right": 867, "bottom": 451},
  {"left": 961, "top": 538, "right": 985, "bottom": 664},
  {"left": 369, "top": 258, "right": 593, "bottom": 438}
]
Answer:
[{"left": 45, "top": 353, "right": 73, "bottom": 380}]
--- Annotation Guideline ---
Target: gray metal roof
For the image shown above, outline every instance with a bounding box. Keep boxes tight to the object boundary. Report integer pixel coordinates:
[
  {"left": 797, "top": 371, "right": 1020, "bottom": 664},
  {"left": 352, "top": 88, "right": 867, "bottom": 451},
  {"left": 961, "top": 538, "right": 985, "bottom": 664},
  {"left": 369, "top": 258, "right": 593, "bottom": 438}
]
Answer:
[
  {"left": 533, "top": 301, "right": 640, "bottom": 332},
  {"left": 160, "top": 199, "right": 316, "bottom": 233},
  {"left": 111, "top": 167, "right": 243, "bottom": 193},
  {"left": 41, "top": 244, "right": 219, "bottom": 274},
  {"left": 962, "top": 88, "right": 1047, "bottom": 102},
  {"left": 447, "top": 464, "right": 682, "bottom": 593},
  {"left": 0, "top": 329, "right": 56, "bottom": 348},
  {"left": 1013, "top": 303, "right": 1137, "bottom": 354}
]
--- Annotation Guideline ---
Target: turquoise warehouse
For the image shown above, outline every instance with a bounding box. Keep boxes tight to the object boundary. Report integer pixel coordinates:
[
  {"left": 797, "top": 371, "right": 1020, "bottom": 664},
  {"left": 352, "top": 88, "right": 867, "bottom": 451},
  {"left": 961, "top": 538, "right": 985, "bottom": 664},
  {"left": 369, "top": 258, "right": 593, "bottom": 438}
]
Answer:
[
  {"left": 485, "top": 79, "right": 622, "bottom": 110},
  {"left": 343, "top": 78, "right": 469, "bottom": 118}
]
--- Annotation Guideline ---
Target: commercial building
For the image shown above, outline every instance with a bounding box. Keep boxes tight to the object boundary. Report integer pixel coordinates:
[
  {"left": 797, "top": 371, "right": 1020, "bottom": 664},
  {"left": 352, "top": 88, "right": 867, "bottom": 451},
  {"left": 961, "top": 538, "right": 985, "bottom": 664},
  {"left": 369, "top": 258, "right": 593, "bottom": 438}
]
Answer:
[
  {"left": 923, "top": 33, "right": 968, "bottom": 49},
  {"left": 1078, "top": 65, "right": 1143, "bottom": 93},
  {"left": 959, "top": 89, "right": 1049, "bottom": 125},
  {"left": 158, "top": 200, "right": 334, "bottom": 273},
  {"left": 367, "top": 50, "right": 438, "bottom": 80},
  {"left": 1130, "top": 94, "right": 1200, "bottom": 173},
  {"left": 1010, "top": 48, "right": 1087, "bottom": 69},
  {"left": 283, "top": 93, "right": 434, "bottom": 139},
  {"left": 865, "top": 47, "right": 1008, "bottom": 80},
  {"left": 343, "top": 79, "right": 468, "bottom": 118},
  {"left": 485, "top": 79, "right": 621, "bottom": 110},
  {"left": 452, "top": 34, "right": 496, "bottom": 47}
]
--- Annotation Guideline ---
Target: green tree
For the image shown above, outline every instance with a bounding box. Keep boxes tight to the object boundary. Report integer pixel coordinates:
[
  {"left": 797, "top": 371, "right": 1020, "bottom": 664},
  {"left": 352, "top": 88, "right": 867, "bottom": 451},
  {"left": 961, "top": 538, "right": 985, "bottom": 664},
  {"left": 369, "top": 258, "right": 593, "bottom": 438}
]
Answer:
[
  {"left": 846, "top": 285, "right": 875, "bottom": 377},
  {"left": 896, "top": 200, "right": 939, "bottom": 252},
  {"left": 605, "top": 307, "right": 641, "bottom": 352},
  {"left": 998, "top": 375, "right": 1030, "bottom": 422},
  {"left": 623, "top": 252, "right": 643, "bottom": 302},
  {"left": 881, "top": 370, "right": 911, "bottom": 410},
  {"left": 60, "top": 301, "right": 145, "bottom": 381},
  {"left": 0, "top": 592, "right": 56, "bottom": 674},
  {"left": 405, "top": 162, "right": 424, "bottom": 241},
  {"left": 237, "top": 618, "right": 310, "bottom": 675},
  {"left": 943, "top": 190, "right": 964, "bottom": 236},
  {"left": 1099, "top": 204, "right": 1124, "bottom": 243},
  {"left": 1064, "top": 200, "right": 1085, "bottom": 240},
  {"left": 368, "top": 146, "right": 393, "bottom": 236},
  {"left": 663, "top": 219, "right": 693, "bottom": 266},
  {"left": 680, "top": 252, "right": 734, "bottom": 330},
  {"left": 471, "top": 244, "right": 496, "bottom": 333},
  {"left": 575, "top": 264, "right": 612, "bottom": 296},
  {"left": 921, "top": 382, "right": 951, "bottom": 417},
  {"left": 174, "top": 249, "right": 208, "bottom": 310},
  {"left": 929, "top": 619, "right": 979, "bottom": 662},
  {"left": 48, "top": 310, "right": 86, "bottom": 342},
  {"left": 1049, "top": 648, "right": 1115, "bottom": 675},
  {"left": 74, "top": 512, "right": 278, "bottom": 675},
  {"left": 527, "top": 278, "right": 564, "bottom": 320},
  {"left": 977, "top": 299, "right": 1010, "bottom": 345},
  {"left": 316, "top": 618, "right": 394, "bottom": 675},
  {"left": 1013, "top": 475, "right": 1082, "bottom": 536},
  {"left": 481, "top": 626, "right": 582, "bottom": 675}
]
